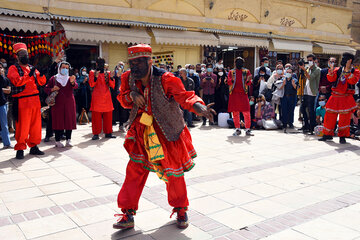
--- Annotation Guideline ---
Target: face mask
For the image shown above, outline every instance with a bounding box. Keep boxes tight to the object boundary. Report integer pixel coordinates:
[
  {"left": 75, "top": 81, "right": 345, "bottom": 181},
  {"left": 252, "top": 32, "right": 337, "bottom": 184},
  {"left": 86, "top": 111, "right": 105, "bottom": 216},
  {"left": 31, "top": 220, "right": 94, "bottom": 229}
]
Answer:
[
  {"left": 264, "top": 63, "right": 268, "bottom": 68},
  {"left": 260, "top": 73, "right": 265, "bottom": 76},
  {"left": 285, "top": 73, "right": 292, "bottom": 79},
  {"left": 276, "top": 69, "right": 283, "bottom": 75},
  {"left": 319, "top": 101, "right": 326, "bottom": 107},
  {"left": 19, "top": 55, "right": 29, "bottom": 65},
  {"left": 60, "top": 68, "right": 69, "bottom": 76},
  {"left": 207, "top": 68, "right": 213, "bottom": 73},
  {"left": 82, "top": 71, "right": 86, "bottom": 76},
  {"left": 308, "top": 61, "right": 314, "bottom": 67},
  {"left": 218, "top": 72, "right": 224, "bottom": 76},
  {"left": 201, "top": 67, "right": 205, "bottom": 71},
  {"left": 2, "top": 63, "right": 7, "bottom": 68},
  {"left": 189, "top": 69, "right": 194, "bottom": 75},
  {"left": 249, "top": 101, "right": 254, "bottom": 106}
]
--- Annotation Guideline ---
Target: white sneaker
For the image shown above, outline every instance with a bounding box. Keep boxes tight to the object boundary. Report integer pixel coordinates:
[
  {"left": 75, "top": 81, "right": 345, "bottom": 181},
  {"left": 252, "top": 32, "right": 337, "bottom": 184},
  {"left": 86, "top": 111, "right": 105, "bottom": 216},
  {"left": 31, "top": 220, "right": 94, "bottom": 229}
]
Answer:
[
  {"left": 55, "top": 141, "right": 65, "bottom": 148},
  {"left": 232, "top": 128, "right": 242, "bottom": 136},
  {"left": 65, "top": 140, "right": 73, "bottom": 147}
]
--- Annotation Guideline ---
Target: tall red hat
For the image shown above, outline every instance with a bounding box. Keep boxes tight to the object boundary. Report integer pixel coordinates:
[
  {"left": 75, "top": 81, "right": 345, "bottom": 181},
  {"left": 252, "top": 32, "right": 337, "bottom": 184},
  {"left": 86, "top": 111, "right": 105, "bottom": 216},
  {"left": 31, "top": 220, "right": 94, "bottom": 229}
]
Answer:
[
  {"left": 128, "top": 44, "right": 152, "bottom": 60},
  {"left": 13, "top": 43, "right": 27, "bottom": 54}
]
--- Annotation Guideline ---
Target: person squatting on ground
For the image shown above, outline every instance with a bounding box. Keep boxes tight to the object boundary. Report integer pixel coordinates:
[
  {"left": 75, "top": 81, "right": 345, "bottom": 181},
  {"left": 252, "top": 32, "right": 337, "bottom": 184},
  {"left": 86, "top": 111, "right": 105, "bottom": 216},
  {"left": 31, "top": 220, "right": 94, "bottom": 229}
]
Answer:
[
  {"left": 7, "top": 43, "right": 46, "bottom": 159},
  {"left": 319, "top": 52, "right": 360, "bottom": 144},
  {"left": 114, "top": 44, "right": 215, "bottom": 230},
  {"left": 227, "top": 57, "right": 253, "bottom": 136},
  {"left": 89, "top": 57, "right": 116, "bottom": 140},
  {"left": 45, "top": 62, "right": 77, "bottom": 148}
]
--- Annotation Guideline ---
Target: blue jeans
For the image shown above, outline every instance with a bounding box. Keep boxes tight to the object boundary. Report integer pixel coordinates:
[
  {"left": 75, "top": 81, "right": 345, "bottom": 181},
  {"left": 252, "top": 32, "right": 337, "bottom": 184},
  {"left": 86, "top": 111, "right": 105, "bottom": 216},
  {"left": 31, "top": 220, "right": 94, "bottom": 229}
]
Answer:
[
  {"left": 0, "top": 104, "right": 11, "bottom": 146},
  {"left": 183, "top": 110, "right": 193, "bottom": 126},
  {"left": 281, "top": 95, "right": 297, "bottom": 127}
]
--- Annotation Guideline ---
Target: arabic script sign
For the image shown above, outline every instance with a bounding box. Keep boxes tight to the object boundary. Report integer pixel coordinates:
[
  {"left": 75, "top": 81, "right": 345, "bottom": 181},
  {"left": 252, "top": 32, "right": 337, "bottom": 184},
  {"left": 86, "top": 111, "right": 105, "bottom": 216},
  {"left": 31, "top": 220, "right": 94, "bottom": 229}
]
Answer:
[{"left": 228, "top": 9, "right": 248, "bottom": 21}]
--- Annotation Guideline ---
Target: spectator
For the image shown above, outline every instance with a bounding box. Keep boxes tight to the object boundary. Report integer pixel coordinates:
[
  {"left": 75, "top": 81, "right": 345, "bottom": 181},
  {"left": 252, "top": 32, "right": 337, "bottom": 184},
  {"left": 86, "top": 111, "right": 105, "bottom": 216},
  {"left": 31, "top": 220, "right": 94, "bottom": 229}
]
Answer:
[
  {"left": 179, "top": 68, "right": 195, "bottom": 128},
  {"left": 215, "top": 59, "right": 224, "bottom": 69},
  {"left": 350, "top": 99, "right": 360, "bottom": 138},
  {"left": 89, "top": 57, "right": 116, "bottom": 140},
  {"left": 299, "top": 54, "right": 321, "bottom": 134},
  {"left": 255, "top": 94, "right": 282, "bottom": 129},
  {"left": 319, "top": 57, "right": 336, "bottom": 100},
  {"left": 159, "top": 63, "right": 166, "bottom": 70},
  {"left": 316, "top": 94, "right": 327, "bottom": 125},
  {"left": 188, "top": 64, "right": 200, "bottom": 97},
  {"left": 0, "top": 62, "right": 11, "bottom": 148},
  {"left": 280, "top": 67, "right": 298, "bottom": 131},
  {"left": 195, "top": 64, "right": 202, "bottom": 75},
  {"left": 253, "top": 66, "right": 270, "bottom": 98},
  {"left": 45, "top": 62, "right": 78, "bottom": 148},
  {"left": 174, "top": 65, "right": 182, "bottom": 77},
  {"left": 76, "top": 67, "right": 91, "bottom": 116},
  {"left": 214, "top": 67, "right": 229, "bottom": 114},
  {"left": 255, "top": 57, "right": 271, "bottom": 76},
  {"left": 200, "top": 63, "right": 217, "bottom": 125}
]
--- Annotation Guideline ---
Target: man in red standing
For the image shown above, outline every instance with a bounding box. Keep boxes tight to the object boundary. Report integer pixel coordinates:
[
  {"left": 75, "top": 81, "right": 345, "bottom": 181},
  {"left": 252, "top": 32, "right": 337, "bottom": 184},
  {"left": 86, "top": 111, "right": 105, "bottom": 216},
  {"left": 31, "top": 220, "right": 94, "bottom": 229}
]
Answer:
[
  {"left": 89, "top": 57, "right": 116, "bottom": 140},
  {"left": 227, "top": 57, "right": 253, "bottom": 136},
  {"left": 319, "top": 52, "right": 360, "bottom": 144},
  {"left": 113, "top": 44, "right": 215, "bottom": 230},
  {"left": 7, "top": 43, "right": 46, "bottom": 159}
]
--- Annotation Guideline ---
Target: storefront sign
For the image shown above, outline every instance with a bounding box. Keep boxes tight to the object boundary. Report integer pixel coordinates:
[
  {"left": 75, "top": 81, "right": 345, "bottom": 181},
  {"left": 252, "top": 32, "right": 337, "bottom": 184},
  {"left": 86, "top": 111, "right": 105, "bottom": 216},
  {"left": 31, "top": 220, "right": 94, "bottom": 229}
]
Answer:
[
  {"left": 280, "top": 17, "right": 296, "bottom": 27},
  {"left": 228, "top": 10, "right": 248, "bottom": 21}
]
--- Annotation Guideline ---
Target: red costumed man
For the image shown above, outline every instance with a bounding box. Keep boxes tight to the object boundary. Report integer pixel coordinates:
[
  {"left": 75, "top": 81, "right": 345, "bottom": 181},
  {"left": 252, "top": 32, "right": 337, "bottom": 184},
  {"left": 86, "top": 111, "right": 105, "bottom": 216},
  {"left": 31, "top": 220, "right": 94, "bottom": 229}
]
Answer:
[
  {"left": 319, "top": 52, "right": 360, "bottom": 144},
  {"left": 89, "top": 57, "right": 116, "bottom": 140},
  {"left": 114, "top": 44, "right": 215, "bottom": 229},
  {"left": 227, "top": 57, "right": 253, "bottom": 136},
  {"left": 7, "top": 43, "right": 46, "bottom": 159}
]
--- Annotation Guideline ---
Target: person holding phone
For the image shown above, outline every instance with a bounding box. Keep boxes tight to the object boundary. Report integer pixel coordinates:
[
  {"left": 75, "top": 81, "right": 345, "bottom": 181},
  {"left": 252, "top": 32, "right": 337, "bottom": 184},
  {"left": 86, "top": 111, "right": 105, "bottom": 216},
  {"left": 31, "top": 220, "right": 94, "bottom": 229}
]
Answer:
[
  {"left": 319, "top": 52, "right": 360, "bottom": 144},
  {"left": 45, "top": 62, "right": 77, "bottom": 147}
]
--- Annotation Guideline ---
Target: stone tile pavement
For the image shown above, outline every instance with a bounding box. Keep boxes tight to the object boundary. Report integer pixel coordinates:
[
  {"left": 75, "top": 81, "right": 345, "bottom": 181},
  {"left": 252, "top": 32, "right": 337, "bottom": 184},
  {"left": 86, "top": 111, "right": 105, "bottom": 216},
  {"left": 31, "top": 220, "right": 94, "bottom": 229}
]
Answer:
[{"left": 1, "top": 118, "right": 360, "bottom": 239}]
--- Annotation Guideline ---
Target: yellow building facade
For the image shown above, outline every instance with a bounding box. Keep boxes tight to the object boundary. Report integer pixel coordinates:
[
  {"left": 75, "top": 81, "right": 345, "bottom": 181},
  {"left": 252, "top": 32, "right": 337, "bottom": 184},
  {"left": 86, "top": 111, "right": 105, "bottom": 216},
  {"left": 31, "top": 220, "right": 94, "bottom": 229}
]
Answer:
[{"left": 0, "top": 0, "right": 357, "bottom": 71}]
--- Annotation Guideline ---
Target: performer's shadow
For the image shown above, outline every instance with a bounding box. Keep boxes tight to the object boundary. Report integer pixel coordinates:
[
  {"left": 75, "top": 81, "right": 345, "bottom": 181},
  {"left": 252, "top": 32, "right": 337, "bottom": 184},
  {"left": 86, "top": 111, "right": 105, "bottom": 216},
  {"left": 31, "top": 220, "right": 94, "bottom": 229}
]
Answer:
[
  {"left": 226, "top": 135, "right": 251, "bottom": 145},
  {"left": 111, "top": 222, "right": 191, "bottom": 240},
  {"left": 323, "top": 139, "right": 360, "bottom": 155}
]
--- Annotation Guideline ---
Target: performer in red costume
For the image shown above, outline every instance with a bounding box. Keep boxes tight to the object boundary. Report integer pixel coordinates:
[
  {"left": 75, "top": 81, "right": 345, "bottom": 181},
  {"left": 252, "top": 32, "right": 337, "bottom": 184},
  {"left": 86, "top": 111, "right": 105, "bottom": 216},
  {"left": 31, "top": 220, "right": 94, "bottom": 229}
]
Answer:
[
  {"left": 114, "top": 44, "right": 215, "bottom": 230},
  {"left": 227, "top": 57, "right": 253, "bottom": 136},
  {"left": 7, "top": 43, "right": 46, "bottom": 159},
  {"left": 89, "top": 57, "right": 116, "bottom": 140},
  {"left": 319, "top": 52, "right": 360, "bottom": 144}
]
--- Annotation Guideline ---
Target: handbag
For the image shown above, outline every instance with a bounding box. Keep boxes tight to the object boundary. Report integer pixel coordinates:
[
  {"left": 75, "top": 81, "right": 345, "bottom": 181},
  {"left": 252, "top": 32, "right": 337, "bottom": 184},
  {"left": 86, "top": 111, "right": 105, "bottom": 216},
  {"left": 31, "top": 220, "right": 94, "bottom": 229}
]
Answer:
[
  {"left": 45, "top": 90, "right": 58, "bottom": 106},
  {"left": 262, "top": 119, "right": 278, "bottom": 130}
]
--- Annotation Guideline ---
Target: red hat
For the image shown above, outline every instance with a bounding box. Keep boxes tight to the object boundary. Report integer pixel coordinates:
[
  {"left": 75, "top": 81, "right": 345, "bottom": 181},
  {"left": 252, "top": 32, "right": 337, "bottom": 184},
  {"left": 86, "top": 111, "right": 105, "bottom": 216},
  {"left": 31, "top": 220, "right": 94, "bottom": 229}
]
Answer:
[
  {"left": 13, "top": 43, "right": 27, "bottom": 54},
  {"left": 128, "top": 44, "right": 152, "bottom": 60}
]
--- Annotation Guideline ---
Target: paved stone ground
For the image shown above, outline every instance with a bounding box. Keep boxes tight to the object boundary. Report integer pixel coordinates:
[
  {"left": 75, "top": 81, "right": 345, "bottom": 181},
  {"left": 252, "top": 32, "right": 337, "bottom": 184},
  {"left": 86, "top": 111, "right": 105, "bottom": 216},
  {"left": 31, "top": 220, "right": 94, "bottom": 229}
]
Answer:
[{"left": 1, "top": 114, "right": 360, "bottom": 240}]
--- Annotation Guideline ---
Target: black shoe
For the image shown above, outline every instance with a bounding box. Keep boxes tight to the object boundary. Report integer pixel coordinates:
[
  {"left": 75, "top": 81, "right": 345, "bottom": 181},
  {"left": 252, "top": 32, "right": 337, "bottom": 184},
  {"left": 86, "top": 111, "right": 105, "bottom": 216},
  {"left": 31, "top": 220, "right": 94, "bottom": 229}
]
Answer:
[
  {"left": 44, "top": 137, "right": 50, "bottom": 142},
  {"left": 298, "top": 126, "right": 309, "bottom": 132},
  {"left": 187, "top": 123, "right": 195, "bottom": 128},
  {"left": 29, "top": 146, "right": 44, "bottom": 155},
  {"left": 202, "top": 121, "right": 206, "bottom": 126},
  {"left": 288, "top": 124, "right": 294, "bottom": 129},
  {"left": 283, "top": 127, "right": 287, "bottom": 133},
  {"left": 113, "top": 212, "right": 135, "bottom": 229},
  {"left": 209, "top": 122, "right": 215, "bottom": 126},
  {"left": 92, "top": 135, "right": 99, "bottom": 140},
  {"left": 318, "top": 135, "right": 333, "bottom": 141},
  {"left": 105, "top": 133, "right": 116, "bottom": 139},
  {"left": 171, "top": 208, "right": 189, "bottom": 229},
  {"left": 16, "top": 150, "right": 24, "bottom": 159},
  {"left": 246, "top": 130, "right": 254, "bottom": 136},
  {"left": 340, "top": 137, "right": 347, "bottom": 144}
]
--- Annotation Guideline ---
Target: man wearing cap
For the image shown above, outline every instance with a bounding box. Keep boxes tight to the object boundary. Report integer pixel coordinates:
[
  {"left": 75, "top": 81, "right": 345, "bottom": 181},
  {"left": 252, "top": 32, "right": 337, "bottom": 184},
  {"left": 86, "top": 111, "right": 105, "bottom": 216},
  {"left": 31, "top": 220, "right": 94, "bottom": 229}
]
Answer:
[
  {"left": 114, "top": 44, "right": 215, "bottom": 229},
  {"left": 7, "top": 43, "right": 46, "bottom": 159}
]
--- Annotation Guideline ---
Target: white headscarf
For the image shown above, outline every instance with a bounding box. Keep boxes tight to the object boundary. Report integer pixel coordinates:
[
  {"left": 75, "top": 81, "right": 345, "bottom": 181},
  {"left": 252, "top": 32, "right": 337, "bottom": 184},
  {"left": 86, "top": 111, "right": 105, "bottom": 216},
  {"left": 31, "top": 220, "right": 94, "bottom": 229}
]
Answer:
[{"left": 55, "top": 61, "right": 70, "bottom": 87}]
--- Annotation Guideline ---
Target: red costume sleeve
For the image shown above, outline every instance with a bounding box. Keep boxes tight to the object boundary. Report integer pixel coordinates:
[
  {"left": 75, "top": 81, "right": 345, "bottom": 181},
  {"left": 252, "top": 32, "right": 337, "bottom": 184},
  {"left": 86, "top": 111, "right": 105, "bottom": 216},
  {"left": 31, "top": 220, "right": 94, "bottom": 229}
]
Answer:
[
  {"left": 7, "top": 65, "right": 32, "bottom": 87},
  {"left": 88, "top": 70, "right": 97, "bottom": 88},
  {"left": 108, "top": 72, "right": 115, "bottom": 89},
  {"left": 35, "top": 70, "right": 46, "bottom": 86},
  {"left": 161, "top": 72, "right": 204, "bottom": 113},
  {"left": 227, "top": 70, "right": 234, "bottom": 86},
  {"left": 327, "top": 67, "right": 339, "bottom": 82},
  {"left": 117, "top": 70, "right": 133, "bottom": 109},
  {"left": 348, "top": 68, "right": 360, "bottom": 85},
  {"left": 246, "top": 70, "right": 252, "bottom": 86}
]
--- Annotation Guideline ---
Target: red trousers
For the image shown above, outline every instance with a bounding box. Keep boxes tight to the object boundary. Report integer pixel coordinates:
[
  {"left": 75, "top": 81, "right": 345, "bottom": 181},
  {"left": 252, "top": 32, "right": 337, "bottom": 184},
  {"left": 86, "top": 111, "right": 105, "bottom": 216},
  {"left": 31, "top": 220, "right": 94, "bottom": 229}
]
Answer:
[
  {"left": 15, "top": 104, "right": 42, "bottom": 150},
  {"left": 323, "top": 112, "right": 352, "bottom": 137},
  {"left": 92, "top": 111, "right": 113, "bottom": 135},
  {"left": 233, "top": 111, "right": 251, "bottom": 129},
  {"left": 117, "top": 160, "right": 189, "bottom": 212}
]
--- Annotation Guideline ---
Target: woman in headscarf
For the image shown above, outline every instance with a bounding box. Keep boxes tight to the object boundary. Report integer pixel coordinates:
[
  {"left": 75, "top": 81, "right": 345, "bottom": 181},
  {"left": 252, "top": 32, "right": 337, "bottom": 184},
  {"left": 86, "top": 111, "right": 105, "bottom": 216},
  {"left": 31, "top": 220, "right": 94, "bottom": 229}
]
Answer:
[
  {"left": 45, "top": 62, "right": 78, "bottom": 147},
  {"left": 76, "top": 67, "right": 91, "bottom": 116}
]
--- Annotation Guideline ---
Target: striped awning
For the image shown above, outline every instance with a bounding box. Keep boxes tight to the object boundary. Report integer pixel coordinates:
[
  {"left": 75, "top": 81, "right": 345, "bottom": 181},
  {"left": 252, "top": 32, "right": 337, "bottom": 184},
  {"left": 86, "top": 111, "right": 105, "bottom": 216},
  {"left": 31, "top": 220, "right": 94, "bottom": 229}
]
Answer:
[
  {"left": 61, "top": 22, "right": 151, "bottom": 44},
  {"left": 152, "top": 29, "right": 219, "bottom": 46},
  {"left": 315, "top": 42, "right": 356, "bottom": 55},
  {"left": 218, "top": 35, "right": 269, "bottom": 48},
  {"left": 0, "top": 15, "right": 52, "bottom": 33},
  {"left": 272, "top": 39, "right": 313, "bottom": 52}
]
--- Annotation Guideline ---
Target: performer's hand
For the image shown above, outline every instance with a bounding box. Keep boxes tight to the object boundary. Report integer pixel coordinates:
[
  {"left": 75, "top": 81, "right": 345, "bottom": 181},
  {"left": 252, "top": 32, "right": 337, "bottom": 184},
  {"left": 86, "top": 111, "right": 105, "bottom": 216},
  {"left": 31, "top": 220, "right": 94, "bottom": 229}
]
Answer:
[
  {"left": 70, "top": 75, "right": 76, "bottom": 84},
  {"left": 83, "top": 77, "right": 88, "bottom": 83},
  {"left": 193, "top": 102, "right": 216, "bottom": 122},
  {"left": 29, "top": 67, "right": 36, "bottom": 77},
  {"left": 130, "top": 91, "right": 145, "bottom": 107},
  {"left": 95, "top": 71, "right": 99, "bottom": 78},
  {"left": 52, "top": 86, "right": 60, "bottom": 92}
]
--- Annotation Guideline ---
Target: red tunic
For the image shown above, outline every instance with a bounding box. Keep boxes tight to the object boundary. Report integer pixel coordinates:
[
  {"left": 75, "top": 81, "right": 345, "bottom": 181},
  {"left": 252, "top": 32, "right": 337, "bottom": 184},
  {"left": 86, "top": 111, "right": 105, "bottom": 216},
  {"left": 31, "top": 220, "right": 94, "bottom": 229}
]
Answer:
[
  {"left": 45, "top": 77, "right": 78, "bottom": 130},
  {"left": 325, "top": 67, "right": 360, "bottom": 114},
  {"left": 227, "top": 69, "right": 252, "bottom": 112},
  {"left": 89, "top": 71, "right": 115, "bottom": 112},
  {"left": 118, "top": 70, "right": 204, "bottom": 177}
]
